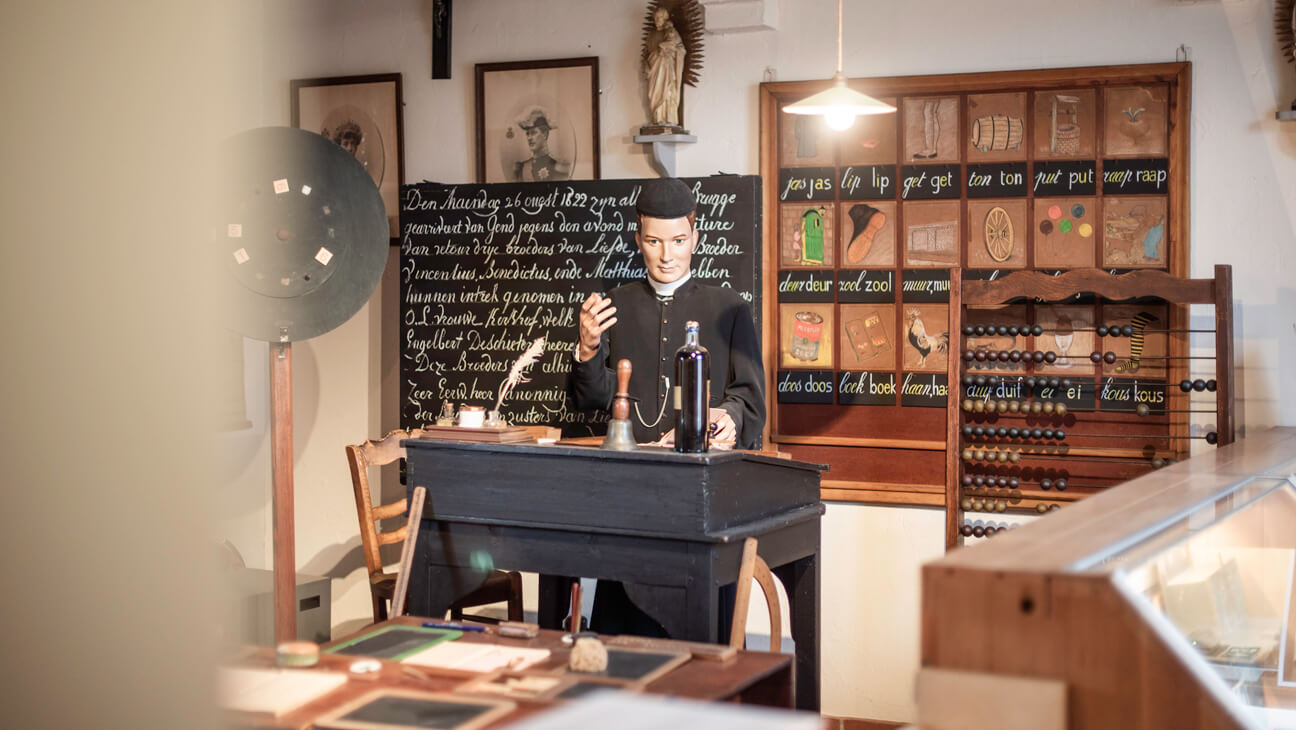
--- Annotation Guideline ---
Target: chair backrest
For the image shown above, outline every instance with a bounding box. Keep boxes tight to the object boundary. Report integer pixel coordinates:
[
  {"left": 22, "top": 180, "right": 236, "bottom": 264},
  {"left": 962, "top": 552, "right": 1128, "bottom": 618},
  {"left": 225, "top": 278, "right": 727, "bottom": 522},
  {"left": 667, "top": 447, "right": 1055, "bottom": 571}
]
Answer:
[
  {"left": 345, "top": 428, "right": 425, "bottom": 580},
  {"left": 729, "top": 537, "right": 783, "bottom": 651}
]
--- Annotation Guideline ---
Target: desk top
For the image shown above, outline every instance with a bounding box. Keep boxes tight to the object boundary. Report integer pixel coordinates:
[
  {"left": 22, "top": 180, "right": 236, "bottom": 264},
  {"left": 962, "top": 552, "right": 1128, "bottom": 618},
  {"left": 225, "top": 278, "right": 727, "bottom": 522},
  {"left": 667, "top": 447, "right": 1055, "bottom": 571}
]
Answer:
[
  {"left": 404, "top": 439, "right": 828, "bottom": 472},
  {"left": 226, "top": 618, "right": 794, "bottom": 729}
]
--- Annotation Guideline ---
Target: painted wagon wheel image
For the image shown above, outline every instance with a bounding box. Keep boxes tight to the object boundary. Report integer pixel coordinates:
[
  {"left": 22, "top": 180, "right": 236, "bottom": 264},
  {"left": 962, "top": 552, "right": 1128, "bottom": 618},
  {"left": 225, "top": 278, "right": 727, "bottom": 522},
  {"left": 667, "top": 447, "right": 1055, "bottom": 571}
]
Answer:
[{"left": 984, "top": 206, "right": 1014, "bottom": 262}]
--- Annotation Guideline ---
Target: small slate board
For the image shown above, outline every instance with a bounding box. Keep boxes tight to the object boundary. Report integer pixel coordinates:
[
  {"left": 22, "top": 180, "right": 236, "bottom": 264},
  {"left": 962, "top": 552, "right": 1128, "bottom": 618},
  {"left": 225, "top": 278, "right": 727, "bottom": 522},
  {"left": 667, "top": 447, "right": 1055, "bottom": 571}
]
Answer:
[{"left": 325, "top": 626, "right": 461, "bottom": 662}]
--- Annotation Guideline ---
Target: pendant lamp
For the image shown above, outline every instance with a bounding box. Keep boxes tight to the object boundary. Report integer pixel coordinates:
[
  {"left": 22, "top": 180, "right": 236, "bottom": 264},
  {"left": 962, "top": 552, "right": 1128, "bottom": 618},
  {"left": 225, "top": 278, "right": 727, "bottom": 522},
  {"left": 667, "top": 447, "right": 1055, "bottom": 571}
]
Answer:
[{"left": 782, "top": 0, "right": 895, "bottom": 130}]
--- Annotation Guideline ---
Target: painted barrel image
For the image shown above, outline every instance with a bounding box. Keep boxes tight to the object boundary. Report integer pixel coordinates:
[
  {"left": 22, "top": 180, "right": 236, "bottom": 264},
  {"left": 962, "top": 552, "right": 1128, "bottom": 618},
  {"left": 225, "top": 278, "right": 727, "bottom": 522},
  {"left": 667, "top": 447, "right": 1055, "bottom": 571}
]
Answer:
[
  {"left": 791, "top": 311, "right": 825, "bottom": 361},
  {"left": 970, "top": 115, "right": 1024, "bottom": 152}
]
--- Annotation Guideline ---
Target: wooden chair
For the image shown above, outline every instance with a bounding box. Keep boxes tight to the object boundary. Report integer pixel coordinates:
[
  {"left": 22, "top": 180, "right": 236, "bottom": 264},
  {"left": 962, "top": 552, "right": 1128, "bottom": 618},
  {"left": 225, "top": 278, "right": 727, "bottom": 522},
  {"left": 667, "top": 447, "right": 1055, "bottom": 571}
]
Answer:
[
  {"left": 729, "top": 537, "right": 782, "bottom": 651},
  {"left": 346, "top": 428, "right": 523, "bottom": 624}
]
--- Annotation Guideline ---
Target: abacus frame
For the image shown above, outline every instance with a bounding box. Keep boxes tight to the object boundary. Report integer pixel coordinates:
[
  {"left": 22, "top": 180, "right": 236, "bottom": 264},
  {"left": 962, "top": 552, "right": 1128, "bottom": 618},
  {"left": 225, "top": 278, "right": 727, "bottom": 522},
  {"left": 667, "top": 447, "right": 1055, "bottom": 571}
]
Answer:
[{"left": 943, "top": 265, "right": 1235, "bottom": 549}]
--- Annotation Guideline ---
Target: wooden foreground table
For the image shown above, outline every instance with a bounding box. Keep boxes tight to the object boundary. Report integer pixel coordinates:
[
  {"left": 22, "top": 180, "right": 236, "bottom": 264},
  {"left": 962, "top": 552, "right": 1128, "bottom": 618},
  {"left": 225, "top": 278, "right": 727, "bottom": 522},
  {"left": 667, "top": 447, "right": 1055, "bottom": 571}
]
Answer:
[{"left": 226, "top": 617, "right": 796, "bottom": 729}]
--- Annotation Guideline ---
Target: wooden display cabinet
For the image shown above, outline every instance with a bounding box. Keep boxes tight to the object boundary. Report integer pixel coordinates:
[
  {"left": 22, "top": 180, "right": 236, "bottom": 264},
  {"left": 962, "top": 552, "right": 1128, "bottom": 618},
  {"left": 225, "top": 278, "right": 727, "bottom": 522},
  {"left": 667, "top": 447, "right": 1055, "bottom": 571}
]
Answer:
[{"left": 920, "top": 427, "right": 1296, "bottom": 730}]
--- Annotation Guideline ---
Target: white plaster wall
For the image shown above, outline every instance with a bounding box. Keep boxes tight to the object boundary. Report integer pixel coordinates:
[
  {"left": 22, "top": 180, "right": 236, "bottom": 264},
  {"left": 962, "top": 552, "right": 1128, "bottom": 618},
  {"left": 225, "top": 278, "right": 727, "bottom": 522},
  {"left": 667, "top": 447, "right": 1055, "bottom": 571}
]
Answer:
[{"left": 220, "top": 0, "right": 1296, "bottom": 721}]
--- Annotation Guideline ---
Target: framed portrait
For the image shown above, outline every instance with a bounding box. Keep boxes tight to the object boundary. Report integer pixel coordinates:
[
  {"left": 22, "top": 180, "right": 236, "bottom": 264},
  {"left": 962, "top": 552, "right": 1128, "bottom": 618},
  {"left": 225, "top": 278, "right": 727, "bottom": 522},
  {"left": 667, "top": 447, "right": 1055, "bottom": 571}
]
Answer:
[
  {"left": 475, "top": 57, "right": 599, "bottom": 183},
  {"left": 291, "top": 73, "right": 404, "bottom": 240}
]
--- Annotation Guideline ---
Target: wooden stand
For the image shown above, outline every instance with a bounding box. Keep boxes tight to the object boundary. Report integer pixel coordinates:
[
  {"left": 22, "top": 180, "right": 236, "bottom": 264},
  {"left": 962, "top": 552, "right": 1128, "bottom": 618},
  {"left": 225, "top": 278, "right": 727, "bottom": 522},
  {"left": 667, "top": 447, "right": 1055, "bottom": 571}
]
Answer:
[{"left": 270, "top": 343, "right": 296, "bottom": 645}]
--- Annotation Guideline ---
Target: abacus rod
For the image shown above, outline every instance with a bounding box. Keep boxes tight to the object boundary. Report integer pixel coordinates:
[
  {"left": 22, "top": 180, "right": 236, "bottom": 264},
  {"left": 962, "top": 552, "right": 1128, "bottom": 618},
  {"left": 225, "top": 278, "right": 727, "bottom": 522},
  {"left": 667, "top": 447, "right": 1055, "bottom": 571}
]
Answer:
[
  {"left": 967, "top": 327, "right": 1216, "bottom": 334},
  {"left": 964, "top": 432, "right": 1213, "bottom": 441},
  {"left": 962, "top": 454, "right": 1172, "bottom": 464}
]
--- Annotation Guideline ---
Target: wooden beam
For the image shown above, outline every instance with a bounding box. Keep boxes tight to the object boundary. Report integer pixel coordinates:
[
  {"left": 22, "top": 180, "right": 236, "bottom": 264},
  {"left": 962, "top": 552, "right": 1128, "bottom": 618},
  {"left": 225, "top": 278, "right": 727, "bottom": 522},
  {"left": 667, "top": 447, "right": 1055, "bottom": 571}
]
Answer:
[{"left": 270, "top": 343, "right": 296, "bottom": 645}]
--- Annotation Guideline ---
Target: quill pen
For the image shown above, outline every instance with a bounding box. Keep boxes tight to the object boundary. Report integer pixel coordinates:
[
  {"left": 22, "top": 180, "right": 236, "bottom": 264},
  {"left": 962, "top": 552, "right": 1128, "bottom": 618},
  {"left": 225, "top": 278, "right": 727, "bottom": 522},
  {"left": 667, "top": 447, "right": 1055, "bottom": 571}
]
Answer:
[{"left": 494, "top": 336, "right": 546, "bottom": 414}]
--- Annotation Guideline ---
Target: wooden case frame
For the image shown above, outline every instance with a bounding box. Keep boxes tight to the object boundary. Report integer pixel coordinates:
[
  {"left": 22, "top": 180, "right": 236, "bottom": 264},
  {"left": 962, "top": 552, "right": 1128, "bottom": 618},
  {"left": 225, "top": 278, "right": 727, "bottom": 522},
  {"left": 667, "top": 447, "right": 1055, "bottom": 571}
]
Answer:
[{"left": 759, "top": 62, "right": 1191, "bottom": 506}]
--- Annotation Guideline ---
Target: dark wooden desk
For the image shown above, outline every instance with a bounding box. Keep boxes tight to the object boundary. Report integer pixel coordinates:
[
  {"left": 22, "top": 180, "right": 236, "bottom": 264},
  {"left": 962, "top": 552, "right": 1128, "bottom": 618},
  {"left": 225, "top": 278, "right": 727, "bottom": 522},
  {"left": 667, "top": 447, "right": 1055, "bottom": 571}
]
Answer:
[
  {"left": 401, "top": 440, "right": 826, "bottom": 710},
  {"left": 230, "top": 617, "right": 796, "bottom": 728}
]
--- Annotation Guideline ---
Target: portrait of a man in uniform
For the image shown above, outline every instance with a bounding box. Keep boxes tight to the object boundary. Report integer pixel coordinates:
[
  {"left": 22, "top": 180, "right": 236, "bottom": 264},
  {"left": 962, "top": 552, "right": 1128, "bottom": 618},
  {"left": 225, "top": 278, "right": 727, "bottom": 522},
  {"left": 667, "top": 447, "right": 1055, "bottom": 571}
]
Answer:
[{"left": 512, "top": 106, "right": 572, "bottom": 182}]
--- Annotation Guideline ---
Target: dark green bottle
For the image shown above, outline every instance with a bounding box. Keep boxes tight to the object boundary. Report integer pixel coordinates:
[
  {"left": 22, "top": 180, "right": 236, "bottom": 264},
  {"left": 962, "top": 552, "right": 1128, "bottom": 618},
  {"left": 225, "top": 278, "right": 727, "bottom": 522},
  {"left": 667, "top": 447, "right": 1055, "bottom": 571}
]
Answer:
[{"left": 674, "top": 320, "right": 709, "bottom": 453}]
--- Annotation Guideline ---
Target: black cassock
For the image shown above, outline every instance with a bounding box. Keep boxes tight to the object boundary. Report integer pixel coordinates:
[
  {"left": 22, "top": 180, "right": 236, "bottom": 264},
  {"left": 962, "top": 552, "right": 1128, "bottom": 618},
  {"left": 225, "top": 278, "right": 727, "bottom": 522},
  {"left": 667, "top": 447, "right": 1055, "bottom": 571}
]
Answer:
[{"left": 570, "top": 278, "right": 765, "bottom": 449}]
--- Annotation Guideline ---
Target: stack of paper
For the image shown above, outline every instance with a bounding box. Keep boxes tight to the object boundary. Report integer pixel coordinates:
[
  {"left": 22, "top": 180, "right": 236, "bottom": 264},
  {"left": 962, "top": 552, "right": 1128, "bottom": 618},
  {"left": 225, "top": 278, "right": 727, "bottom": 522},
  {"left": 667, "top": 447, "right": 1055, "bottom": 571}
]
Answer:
[
  {"left": 219, "top": 667, "right": 348, "bottom": 717},
  {"left": 401, "top": 642, "right": 550, "bottom": 673}
]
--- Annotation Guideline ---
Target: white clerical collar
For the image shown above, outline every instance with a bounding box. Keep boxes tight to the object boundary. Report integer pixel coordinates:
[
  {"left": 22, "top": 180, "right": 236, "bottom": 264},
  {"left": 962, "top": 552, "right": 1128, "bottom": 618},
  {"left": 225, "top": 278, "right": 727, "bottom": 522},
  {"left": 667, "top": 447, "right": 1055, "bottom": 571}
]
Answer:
[{"left": 648, "top": 271, "right": 691, "bottom": 299}]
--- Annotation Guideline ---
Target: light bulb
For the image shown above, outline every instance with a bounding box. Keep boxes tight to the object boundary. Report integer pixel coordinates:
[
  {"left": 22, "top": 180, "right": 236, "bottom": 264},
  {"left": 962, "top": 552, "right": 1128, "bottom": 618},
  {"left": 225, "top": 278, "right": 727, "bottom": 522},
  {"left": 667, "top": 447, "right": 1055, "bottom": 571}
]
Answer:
[{"left": 824, "top": 108, "right": 856, "bottom": 131}]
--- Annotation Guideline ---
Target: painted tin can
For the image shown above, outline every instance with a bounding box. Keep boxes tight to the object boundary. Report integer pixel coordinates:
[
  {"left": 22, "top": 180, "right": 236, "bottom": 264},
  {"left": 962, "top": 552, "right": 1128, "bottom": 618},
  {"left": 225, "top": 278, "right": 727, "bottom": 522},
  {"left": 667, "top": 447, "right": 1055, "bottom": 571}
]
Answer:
[{"left": 791, "top": 311, "right": 824, "bottom": 361}]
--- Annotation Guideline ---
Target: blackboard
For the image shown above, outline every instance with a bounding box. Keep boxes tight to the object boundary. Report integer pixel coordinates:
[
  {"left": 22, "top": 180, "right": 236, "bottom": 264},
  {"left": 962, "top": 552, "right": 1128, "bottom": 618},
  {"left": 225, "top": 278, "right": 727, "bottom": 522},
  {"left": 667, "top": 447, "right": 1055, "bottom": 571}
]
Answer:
[{"left": 399, "top": 176, "right": 761, "bottom": 436}]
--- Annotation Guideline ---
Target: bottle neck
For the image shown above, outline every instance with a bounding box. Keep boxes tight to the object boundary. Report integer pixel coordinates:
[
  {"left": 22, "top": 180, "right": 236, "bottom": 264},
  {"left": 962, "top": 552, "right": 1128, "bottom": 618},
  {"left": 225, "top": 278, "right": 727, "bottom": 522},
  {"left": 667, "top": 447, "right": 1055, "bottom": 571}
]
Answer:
[{"left": 684, "top": 328, "right": 699, "bottom": 347}]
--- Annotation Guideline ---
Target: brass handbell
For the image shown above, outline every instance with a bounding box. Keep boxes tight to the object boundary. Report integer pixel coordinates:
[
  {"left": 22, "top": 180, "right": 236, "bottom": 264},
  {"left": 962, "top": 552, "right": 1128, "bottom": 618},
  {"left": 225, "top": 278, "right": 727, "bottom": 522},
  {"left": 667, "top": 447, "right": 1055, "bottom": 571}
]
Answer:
[{"left": 601, "top": 359, "right": 637, "bottom": 451}]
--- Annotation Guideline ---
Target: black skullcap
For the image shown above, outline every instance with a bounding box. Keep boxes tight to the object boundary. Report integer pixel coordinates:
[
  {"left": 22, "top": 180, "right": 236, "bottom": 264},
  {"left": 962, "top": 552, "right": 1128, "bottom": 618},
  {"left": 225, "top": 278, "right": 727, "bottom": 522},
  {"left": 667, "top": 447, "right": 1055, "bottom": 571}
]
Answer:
[{"left": 636, "top": 177, "right": 696, "bottom": 219}]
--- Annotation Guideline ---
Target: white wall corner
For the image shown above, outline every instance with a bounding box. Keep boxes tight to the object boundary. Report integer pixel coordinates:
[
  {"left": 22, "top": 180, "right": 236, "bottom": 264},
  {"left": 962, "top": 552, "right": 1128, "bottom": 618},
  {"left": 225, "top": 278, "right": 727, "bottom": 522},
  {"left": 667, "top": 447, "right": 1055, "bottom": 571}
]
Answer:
[{"left": 699, "top": 0, "right": 778, "bottom": 34}]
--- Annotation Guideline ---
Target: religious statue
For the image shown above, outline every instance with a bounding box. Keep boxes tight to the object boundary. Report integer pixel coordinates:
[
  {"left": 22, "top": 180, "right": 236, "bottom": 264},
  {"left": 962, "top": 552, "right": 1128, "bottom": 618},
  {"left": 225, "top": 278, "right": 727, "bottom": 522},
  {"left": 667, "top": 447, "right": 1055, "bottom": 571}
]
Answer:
[{"left": 639, "top": 0, "right": 705, "bottom": 134}]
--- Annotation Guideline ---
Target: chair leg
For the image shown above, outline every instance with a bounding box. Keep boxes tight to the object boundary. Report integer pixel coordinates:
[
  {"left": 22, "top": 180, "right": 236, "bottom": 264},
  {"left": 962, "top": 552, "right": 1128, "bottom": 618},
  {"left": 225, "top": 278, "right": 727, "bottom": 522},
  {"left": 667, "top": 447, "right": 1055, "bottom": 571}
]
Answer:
[
  {"left": 373, "top": 592, "right": 388, "bottom": 623},
  {"left": 507, "top": 571, "right": 524, "bottom": 622}
]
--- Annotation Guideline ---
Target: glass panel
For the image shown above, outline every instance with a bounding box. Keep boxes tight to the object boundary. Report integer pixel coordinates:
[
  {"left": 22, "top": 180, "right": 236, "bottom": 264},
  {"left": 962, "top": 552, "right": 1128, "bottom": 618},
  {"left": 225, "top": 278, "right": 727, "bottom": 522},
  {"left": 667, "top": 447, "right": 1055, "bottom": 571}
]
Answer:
[{"left": 1114, "top": 481, "right": 1296, "bottom": 725}]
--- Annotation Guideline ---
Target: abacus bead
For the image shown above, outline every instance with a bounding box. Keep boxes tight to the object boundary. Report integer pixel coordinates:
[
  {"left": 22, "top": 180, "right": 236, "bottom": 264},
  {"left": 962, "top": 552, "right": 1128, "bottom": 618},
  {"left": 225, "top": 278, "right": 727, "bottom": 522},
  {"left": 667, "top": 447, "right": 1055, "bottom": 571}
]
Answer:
[
  {"left": 1193, "top": 379, "right": 1207, "bottom": 392},
  {"left": 1206, "top": 432, "right": 1219, "bottom": 445},
  {"left": 1025, "top": 376, "right": 1036, "bottom": 388},
  {"left": 1008, "top": 326, "right": 1020, "bottom": 336},
  {"left": 1055, "top": 403, "right": 1068, "bottom": 416},
  {"left": 987, "top": 350, "right": 1000, "bottom": 362},
  {"left": 974, "top": 400, "right": 987, "bottom": 413},
  {"left": 1043, "top": 401, "right": 1056, "bottom": 414},
  {"left": 1008, "top": 451, "right": 1021, "bottom": 464},
  {"left": 962, "top": 449, "right": 974, "bottom": 461},
  {"left": 1009, "top": 350, "right": 1022, "bottom": 362},
  {"left": 1043, "top": 429, "right": 1055, "bottom": 439},
  {"left": 961, "top": 524, "right": 974, "bottom": 537},
  {"left": 1036, "top": 504, "right": 1048, "bottom": 513},
  {"left": 1049, "top": 378, "right": 1060, "bottom": 388},
  {"left": 1104, "top": 352, "right": 1117, "bottom": 364},
  {"left": 1008, "top": 401, "right": 1021, "bottom": 413},
  {"left": 997, "top": 477, "right": 1009, "bottom": 487},
  {"left": 962, "top": 399, "right": 974, "bottom": 412},
  {"left": 962, "top": 374, "right": 974, "bottom": 385},
  {"left": 973, "top": 425, "right": 985, "bottom": 436},
  {"left": 1033, "top": 351, "right": 1046, "bottom": 363},
  {"left": 962, "top": 475, "right": 973, "bottom": 486},
  {"left": 1030, "top": 401, "right": 1043, "bottom": 414},
  {"left": 996, "top": 400, "right": 1009, "bottom": 413},
  {"left": 975, "top": 375, "right": 987, "bottom": 386},
  {"left": 1136, "top": 403, "right": 1151, "bottom": 417},
  {"left": 994, "top": 501, "right": 1007, "bottom": 513},
  {"left": 960, "top": 498, "right": 973, "bottom": 510},
  {"left": 1049, "top": 504, "right": 1060, "bottom": 511},
  {"left": 1032, "top": 325, "right": 1043, "bottom": 336},
  {"left": 1121, "top": 325, "right": 1134, "bottom": 336},
  {"left": 1031, "top": 428, "right": 1044, "bottom": 439},
  {"left": 1107, "top": 327, "right": 1120, "bottom": 338},
  {"left": 1044, "top": 351, "right": 1057, "bottom": 363},
  {"left": 1055, "top": 479, "right": 1067, "bottom": 491},
  {"left": 1090, "top": 352, "right": 1103, "bottom": 363},
  {"left": 1096, "top": 325, "right": 1109, "bottom": 336},
  {"left": 988, "top": 376, "right": 1000, "bottom": 385},
  {"left": 962, "top": 425, "right": 974, "bottom": 437},
  {"left": 1151, "top": 457, "right": 1165, "bottom": 468},
  {"left": 1040, "top": 478, "right": 1053, "bottom": 489},
  {"left": 1055, "top": 428, "right": 1066, "bottom": 440},
  {"left": 974, "top": 449, "right": 986, "bottom": 461},
  {"left": 996, "top": 427, "right": 1009, "bottom": 437},
  {"left": 996, "top": 325, "right": 1009, "bottom": 336},
  {"left": 1009, "top": 477, "right": 1020, "bottom": 488},
  {"left": 974, "top": 325, "right": 986, "bottom": 336},
  {"left": 1061, "top": 379, "right": 1072, "bottom": 388},
  {"left": 972, "top": 525, "right": 985, "bottom": 537},
  {"left": 997, "top": 451, "right": 1010, "bottom": 463},
  {"left": 975, "top": 350, "right": 987, "bottom": 361},
  {"left": 1008, "top": 427, "right": 1020, "bottom": 437},
  {"left": 1206, "top": 379, "right": 1217, "bottom": 392},
  {"left": 1179, "top": 379, "right": 1193, "bottom": 392},
  {"left": 974, "top": 475, "right": 985, "bottom": 486},
  {"left": 963, "top": 350, "right": 975, "bottom": 361},
  {"left": 962, "top": 325, "right": 975, "bottom": 336}
]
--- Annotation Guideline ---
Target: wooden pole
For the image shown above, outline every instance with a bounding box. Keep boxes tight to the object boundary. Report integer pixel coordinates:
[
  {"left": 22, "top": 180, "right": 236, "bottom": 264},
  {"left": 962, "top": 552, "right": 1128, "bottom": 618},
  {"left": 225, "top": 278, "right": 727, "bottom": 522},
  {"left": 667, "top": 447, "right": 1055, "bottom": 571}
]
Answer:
[{"left": 270, "top": 342, "right": 296, "bottom": 644}]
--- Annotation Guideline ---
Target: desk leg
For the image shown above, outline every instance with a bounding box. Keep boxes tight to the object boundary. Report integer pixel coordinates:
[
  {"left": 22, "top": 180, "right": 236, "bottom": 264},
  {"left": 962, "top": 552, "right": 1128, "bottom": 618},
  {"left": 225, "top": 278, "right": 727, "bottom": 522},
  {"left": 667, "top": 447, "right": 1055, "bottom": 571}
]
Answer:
[
  {"left": 775, "top": 549, "right": 820, "bottom": 712},
  {"left": 537, "top": 574, "right": 577, "bottom": 631}
]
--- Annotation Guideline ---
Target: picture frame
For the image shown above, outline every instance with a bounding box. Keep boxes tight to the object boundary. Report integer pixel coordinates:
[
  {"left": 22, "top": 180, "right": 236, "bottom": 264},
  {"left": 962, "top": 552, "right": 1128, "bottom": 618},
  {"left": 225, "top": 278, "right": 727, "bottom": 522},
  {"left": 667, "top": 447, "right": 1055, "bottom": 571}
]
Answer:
[
  {"left": 291, "top": 73, "right": 404, "bottom": 241},
  {"left": 475, "top": 57, "right": 599, "bottom": 183}
]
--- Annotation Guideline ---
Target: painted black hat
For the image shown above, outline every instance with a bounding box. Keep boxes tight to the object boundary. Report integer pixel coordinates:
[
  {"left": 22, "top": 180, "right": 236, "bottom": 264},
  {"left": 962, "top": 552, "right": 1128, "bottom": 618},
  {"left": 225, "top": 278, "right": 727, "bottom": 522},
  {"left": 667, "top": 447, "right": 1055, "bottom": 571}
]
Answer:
[{"left": 636, "top": 177, "right": 696, "bottom": 219}]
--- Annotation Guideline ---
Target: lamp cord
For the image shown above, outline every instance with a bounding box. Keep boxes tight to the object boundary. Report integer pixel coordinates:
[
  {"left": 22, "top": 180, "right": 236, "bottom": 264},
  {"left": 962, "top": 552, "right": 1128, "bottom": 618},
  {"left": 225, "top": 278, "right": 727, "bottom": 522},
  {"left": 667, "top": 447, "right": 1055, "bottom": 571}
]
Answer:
[{"left": 836, "top": 0, "right": 843, "bottom": 75}]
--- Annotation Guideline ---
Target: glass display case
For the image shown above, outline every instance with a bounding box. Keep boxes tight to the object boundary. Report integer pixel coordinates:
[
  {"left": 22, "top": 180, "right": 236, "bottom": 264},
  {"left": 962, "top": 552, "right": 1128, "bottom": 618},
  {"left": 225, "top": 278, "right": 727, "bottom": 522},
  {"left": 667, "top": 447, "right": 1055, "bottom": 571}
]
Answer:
[
  {"left": 922, "top": 428, "right": 1296, "bottom": 730},
  {"left": 1108, "top": 466, "right": 1296, "bottom": 729}
]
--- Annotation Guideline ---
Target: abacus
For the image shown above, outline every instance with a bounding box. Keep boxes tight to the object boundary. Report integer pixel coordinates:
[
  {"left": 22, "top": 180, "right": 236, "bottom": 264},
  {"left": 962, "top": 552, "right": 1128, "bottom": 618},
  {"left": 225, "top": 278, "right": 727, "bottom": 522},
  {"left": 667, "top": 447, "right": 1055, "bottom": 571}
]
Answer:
[{"left": 943, "top": 266, "right": 1234, "bottom": 548}]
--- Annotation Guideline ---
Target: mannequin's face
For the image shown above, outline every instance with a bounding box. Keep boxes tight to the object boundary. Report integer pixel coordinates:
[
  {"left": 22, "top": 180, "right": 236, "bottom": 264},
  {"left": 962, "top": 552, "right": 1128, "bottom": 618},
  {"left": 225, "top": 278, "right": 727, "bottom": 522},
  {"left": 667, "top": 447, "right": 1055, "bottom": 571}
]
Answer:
[{"left": 636, "top": 214, "right": 696, "bottom": 283}]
